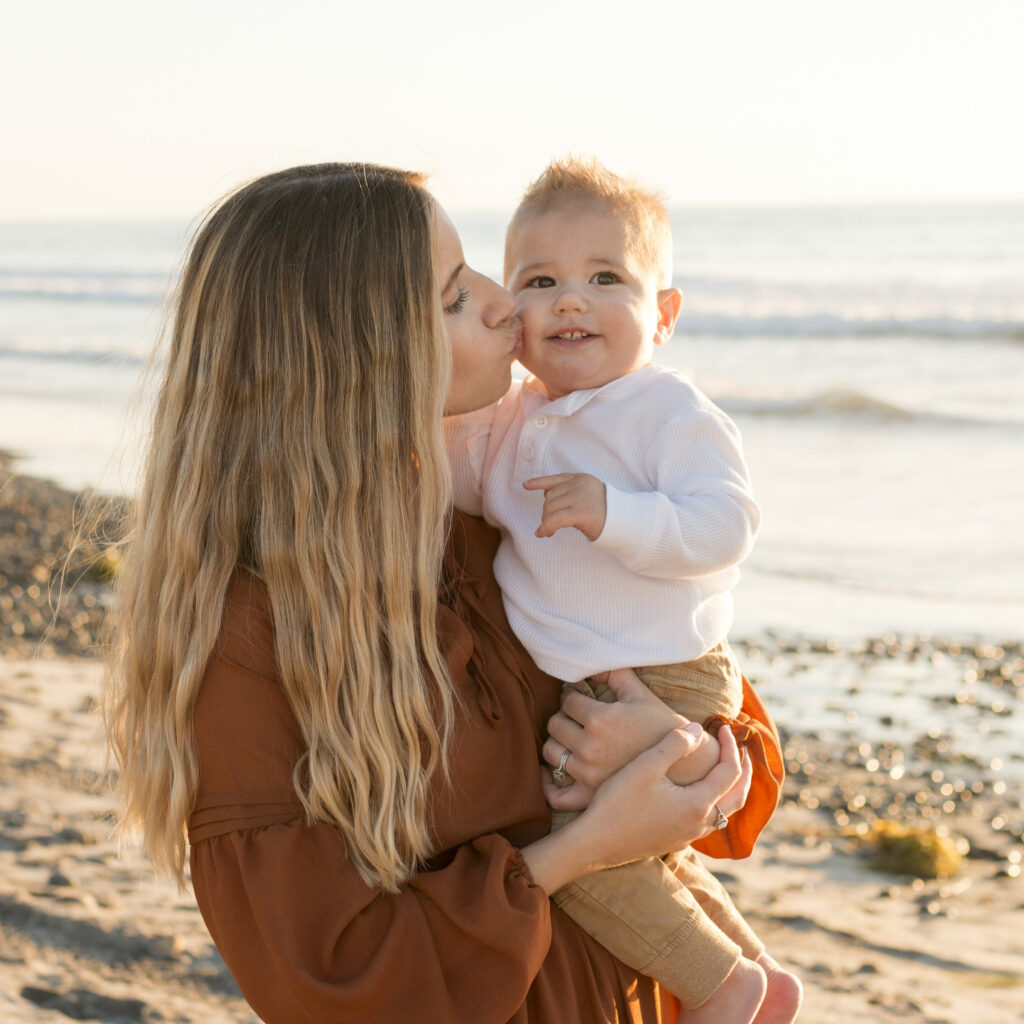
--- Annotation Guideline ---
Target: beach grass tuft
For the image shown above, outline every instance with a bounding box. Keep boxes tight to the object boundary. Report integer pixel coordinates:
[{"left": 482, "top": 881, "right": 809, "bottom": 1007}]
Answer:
[{"left": 865, "top": 820, "right": 964, "bottom": 879}]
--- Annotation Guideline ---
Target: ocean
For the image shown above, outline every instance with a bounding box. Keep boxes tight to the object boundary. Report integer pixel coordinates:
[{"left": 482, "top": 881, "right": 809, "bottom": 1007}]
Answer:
[{"left": 1, "top": 204, "right": 1022, "bottom": 643}]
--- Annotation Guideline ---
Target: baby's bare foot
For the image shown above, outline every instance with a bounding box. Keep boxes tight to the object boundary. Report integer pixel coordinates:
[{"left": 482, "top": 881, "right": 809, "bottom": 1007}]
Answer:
[
  {"left": 675, "top": 956, "right": 766, "bottom": 1024},
  {"left": 752, "top": 953, "right": 803, "bottom": 1023}
]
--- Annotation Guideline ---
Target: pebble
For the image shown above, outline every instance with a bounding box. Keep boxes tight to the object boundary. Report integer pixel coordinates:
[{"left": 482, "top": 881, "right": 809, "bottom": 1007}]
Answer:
[
  {"left": 0, "top": 450, "right": 125, "bottom": 658},
  {"left": 151, "top": 934, "right": 182, "bottom": 958}
]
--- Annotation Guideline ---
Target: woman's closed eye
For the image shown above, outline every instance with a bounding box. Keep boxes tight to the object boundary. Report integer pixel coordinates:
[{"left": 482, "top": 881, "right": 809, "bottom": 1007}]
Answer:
[{"left": 444, "top": 286, "right": 469, "bottom": 315}]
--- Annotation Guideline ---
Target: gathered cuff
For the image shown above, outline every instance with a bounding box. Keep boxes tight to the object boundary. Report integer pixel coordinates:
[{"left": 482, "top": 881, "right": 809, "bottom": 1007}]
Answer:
[{"left": 506, "top": 845, "right": 538, "bottom": 888}]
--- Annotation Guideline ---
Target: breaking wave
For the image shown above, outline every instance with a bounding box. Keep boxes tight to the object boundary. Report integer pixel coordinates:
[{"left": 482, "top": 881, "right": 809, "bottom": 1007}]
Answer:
[
  {"left": 717, "top": 388, "right": 1019, "bottom": 429},
  {"left": 678, "top": 311, "right": 1024, "bottom": 341}
]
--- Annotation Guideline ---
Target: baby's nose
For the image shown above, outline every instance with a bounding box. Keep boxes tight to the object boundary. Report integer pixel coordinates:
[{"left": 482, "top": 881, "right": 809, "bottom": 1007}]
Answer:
[{"left": 554, "top": 286, "right": 587, "bottom": 314}]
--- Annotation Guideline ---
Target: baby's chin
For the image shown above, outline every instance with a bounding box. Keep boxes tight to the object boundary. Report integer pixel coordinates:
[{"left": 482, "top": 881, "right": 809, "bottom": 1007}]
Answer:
[{"left": 525, "top": 368, "right": 624, "bottom": 400}]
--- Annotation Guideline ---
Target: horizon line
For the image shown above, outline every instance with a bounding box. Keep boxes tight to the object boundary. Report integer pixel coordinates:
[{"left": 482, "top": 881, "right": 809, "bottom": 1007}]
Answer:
[{"left": 3, "top": 194, "right": 1024, "bottom": 226}]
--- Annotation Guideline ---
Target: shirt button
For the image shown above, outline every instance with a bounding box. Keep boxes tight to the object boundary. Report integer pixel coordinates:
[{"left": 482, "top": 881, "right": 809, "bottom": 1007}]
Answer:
[
  {"left": 533, "top": 415, "right": 548, "bottom": 429},
  {"left": 522, "top": 444, "right": 536, "bottom": 460}
]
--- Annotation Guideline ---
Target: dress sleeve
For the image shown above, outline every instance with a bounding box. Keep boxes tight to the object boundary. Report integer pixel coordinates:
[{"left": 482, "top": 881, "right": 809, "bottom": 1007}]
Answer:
[{"left": 190, "top": 820, "right": 552, "bottom": 1024}]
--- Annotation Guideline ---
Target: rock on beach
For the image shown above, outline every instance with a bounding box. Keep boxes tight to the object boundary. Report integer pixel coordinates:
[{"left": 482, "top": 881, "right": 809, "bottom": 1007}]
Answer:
[{"left": 0, "top": 450, "right": 124, "bottom": 658}]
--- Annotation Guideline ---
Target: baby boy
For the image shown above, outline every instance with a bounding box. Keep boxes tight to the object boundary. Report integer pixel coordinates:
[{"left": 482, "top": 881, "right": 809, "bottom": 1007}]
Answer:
[{"left": 445, "top": 158, "right": 800, "bottom": 1024}]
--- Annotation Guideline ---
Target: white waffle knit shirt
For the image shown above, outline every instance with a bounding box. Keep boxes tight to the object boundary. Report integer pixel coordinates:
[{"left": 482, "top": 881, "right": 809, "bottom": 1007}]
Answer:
[{"left": 444, "top": 364, "right": 761, "bottom": 683}]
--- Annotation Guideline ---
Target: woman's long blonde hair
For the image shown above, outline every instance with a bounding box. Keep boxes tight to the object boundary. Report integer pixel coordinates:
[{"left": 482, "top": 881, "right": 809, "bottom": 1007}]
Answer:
[{"left": 105, "top": 163, "right": 454, "bottom": 892}]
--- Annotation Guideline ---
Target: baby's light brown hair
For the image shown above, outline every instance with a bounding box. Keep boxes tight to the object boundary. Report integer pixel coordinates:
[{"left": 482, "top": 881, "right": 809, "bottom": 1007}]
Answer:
[{"left": 504, "top": 156, "right": 673, "bottom": 288}]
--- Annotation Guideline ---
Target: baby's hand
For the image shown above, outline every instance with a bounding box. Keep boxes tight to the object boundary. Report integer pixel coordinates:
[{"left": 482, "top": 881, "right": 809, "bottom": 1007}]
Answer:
[
  {"left": 668, "top": 725, "right": 721, "bottom": 786},
  {"left": 523, "top": 473, "right": 607, "bottom": 541}
]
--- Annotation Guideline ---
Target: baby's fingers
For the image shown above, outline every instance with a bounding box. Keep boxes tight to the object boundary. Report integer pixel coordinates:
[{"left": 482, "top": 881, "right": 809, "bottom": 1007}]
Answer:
[
  {"left": 536, "top": 507, "right": 581, "bottom": 538},
  {"left": 524, "top": 473, "right": 574, "bottom": 492}
]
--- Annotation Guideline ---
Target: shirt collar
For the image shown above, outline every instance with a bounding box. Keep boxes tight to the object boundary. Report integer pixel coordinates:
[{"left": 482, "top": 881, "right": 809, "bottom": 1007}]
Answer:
[{"left": 521, "top": 364, "right": 664, "bottom": 416}]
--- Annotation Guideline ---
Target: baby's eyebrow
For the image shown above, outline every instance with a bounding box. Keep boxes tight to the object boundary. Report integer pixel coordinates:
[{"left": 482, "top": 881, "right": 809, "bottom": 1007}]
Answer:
[
  {"left": 512, "top": 261, "right": 551, "bottom": 277},
  {"left": 510, "top": 257, "right": 630, "bottom": 281}
]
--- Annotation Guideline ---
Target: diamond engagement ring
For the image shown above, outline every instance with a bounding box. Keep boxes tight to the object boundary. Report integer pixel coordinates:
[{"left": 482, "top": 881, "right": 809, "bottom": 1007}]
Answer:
[
  {"left": 714, "top": 805, "right": 729, "bottom": 830},
  {"left": 553, "top": 749, "right": 572, "bottom": 784}
]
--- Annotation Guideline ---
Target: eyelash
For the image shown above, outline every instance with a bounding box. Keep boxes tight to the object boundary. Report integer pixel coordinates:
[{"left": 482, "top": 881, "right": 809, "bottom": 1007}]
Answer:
[{"left": 444, "top": 287, "right": 469, "bottom": 314}]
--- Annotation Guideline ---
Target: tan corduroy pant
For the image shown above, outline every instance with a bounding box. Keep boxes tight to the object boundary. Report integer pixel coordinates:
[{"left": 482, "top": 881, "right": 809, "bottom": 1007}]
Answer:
[{"left": 551, "top": 641, "right": 764, "bottom": 1008}]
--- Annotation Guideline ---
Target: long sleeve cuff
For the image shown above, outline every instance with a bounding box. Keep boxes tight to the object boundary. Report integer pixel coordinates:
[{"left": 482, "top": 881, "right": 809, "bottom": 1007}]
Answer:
[{"left": 593, "top": 483, "right": 656, "bottom": 563}]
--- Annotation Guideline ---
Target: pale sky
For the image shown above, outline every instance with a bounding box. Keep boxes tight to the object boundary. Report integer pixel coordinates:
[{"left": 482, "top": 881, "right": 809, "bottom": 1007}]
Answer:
[{"left": 4, "top": 0, "right": 1023, "bottom": 219}]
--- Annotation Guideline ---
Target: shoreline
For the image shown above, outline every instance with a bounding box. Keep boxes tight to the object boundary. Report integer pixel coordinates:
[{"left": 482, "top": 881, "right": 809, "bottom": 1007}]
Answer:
[
  {"left": 2, "top": 456, "right": 1022, "bottom": 1021},
  {"left": 2, "top": 446, "right": 1019, "bottom": 655}
]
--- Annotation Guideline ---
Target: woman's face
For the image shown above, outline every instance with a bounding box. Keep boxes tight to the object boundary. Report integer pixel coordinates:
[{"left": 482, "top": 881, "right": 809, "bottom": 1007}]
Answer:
[{"left": 435, "top": 205, "right": 522, "bottom": 416}]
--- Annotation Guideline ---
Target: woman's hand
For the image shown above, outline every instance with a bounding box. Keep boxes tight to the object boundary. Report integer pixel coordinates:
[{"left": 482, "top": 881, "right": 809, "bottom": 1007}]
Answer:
[
  {"left": 523, "top": 724, "right": 751, "bottom": 894},
  {"left": 543, "top": 667, "right": 699, "bottom": 811},
  {"left": 584, "top": 723, "right": 749, "bottom": 864}
]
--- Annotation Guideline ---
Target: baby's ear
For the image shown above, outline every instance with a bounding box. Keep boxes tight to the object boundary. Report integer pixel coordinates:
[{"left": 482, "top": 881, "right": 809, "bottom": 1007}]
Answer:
[{"left": 655, "top": 287, "right": 682, "bottom": 345}]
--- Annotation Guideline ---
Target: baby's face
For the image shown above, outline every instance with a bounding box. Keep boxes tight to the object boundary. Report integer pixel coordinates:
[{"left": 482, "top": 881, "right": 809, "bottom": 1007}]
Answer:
[{"left": 506, "top": 205, "right": 667, "bottom": 398}]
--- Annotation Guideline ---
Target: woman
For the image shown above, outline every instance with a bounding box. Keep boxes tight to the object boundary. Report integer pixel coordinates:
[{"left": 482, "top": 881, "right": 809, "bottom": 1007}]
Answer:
[{"left": 105, "top": 163, "right": 759, "bottom": 1022}]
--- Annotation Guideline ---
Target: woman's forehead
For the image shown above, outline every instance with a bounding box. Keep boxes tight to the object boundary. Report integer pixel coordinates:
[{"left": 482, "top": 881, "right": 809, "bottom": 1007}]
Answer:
[{"left": 434, "top": 205, "right": 464, "bottom": 274}]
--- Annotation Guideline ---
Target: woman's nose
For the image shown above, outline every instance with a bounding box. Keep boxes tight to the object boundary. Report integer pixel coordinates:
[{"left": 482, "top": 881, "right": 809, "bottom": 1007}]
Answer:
[{"left": 485, "top": 279, "right": 517, "bottom": 327}]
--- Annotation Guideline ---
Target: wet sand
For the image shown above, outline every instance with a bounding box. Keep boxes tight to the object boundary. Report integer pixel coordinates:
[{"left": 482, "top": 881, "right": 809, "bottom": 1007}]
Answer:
[{"left": 2, "top": 455, "right": 1022, "bottom": 1022}]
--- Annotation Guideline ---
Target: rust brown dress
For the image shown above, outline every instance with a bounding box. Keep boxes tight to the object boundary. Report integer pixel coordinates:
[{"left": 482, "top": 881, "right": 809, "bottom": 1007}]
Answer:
[{"left": 188, "top": 512, "right": 681, "bottom": 1023}]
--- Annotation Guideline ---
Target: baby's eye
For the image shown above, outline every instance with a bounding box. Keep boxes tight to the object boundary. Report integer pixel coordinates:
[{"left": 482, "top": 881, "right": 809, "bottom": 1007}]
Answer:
[
  {"left": 591, "top": 271, "right": 618, "bottom": 285},
  {"left": 524, "top": 276, "right": 555, "bottom": 288}
]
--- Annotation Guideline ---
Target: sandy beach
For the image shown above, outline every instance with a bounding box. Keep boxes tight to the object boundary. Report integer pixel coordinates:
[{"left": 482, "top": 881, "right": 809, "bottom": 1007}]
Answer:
[{"left": 2, "top": 457, "right": 1022, "bottom": 1023}]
